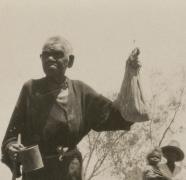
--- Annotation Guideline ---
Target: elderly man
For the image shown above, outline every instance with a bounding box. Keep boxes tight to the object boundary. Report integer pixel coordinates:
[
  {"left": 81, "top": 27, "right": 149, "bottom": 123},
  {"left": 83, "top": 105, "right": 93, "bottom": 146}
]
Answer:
[{"left": 1, "top": 36, "right": 142, "bottom": 180}]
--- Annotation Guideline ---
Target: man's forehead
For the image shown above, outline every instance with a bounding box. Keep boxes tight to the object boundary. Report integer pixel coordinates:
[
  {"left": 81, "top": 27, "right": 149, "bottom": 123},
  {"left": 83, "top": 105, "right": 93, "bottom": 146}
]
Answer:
[
  {"left": 42, "top": 36, "right": 72, "bottom": 54},
  {"left": 43, "top": 43, "right": 66, "bottom": 52}
]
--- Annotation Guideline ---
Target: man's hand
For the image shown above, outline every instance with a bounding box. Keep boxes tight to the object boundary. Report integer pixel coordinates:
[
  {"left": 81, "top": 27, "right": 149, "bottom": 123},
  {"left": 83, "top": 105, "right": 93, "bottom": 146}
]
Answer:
[
  {"left": 7, "top": 143, "right": 25, "bottom": 162},
  {"left": 127, "top": 48, "right": 141, "bottom": 69}
]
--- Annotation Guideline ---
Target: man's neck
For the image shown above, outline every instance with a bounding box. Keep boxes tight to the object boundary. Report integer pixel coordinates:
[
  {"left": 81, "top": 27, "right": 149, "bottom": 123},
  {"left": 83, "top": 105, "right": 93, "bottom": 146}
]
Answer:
[{"left": 47, "top": 74, "right": 66, "bottom": 85}]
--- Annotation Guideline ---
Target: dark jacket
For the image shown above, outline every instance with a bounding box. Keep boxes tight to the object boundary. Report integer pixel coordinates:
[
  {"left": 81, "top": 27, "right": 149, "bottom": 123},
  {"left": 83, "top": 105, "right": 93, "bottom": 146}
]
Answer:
[{"left": 1, "top": 77, "right": 133, "bottom": 180}]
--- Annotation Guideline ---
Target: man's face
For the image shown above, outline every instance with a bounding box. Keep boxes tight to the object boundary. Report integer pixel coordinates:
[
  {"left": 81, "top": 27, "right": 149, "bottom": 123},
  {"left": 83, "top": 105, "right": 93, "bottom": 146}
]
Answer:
[{"left": 40, "top": 43, "right": 71, "bottom": 77}]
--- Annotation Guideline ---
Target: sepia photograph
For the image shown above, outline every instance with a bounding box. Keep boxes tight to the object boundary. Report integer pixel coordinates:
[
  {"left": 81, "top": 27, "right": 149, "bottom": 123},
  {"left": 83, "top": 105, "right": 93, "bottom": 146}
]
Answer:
[{"left": 0, "top": 0, "right": 186, "bottom": 180}]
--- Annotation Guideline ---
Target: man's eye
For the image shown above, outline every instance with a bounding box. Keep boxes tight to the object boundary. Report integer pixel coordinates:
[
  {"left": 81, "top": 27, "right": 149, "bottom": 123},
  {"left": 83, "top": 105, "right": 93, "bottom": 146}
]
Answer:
[
  {"left": 53, "top": 53, "right": 64, "bottom": 59},
  {"left": 42, "top": 52, "right": 50, "bottom": 58},
  {"left": 42, "top": 51, "right": 64, "bottom": 59}
]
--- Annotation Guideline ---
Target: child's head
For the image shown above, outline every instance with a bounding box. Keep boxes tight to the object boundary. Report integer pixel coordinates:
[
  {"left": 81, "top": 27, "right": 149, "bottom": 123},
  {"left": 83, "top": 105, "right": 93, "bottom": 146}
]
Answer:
[{"left": 147, "top": 147, "right": 162, "bottom": 166}]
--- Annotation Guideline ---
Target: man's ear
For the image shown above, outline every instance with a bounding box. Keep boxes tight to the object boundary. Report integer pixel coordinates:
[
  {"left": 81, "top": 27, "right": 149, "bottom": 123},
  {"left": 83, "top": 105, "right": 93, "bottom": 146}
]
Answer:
[{"left": 68, "top": 55, "right": 74, "bottom": 68}]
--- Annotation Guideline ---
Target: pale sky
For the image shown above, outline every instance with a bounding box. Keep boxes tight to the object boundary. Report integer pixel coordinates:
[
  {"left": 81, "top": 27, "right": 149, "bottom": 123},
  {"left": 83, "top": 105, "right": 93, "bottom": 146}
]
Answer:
[{"left": 0, "top": 0, "right": 186, "bottom": 179}]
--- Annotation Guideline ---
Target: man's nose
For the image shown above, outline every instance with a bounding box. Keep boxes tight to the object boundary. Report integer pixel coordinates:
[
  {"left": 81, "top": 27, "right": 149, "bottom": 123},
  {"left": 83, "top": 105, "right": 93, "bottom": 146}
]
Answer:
[{"left": 47, "top": 55, "right": 56, "bottom": 61}]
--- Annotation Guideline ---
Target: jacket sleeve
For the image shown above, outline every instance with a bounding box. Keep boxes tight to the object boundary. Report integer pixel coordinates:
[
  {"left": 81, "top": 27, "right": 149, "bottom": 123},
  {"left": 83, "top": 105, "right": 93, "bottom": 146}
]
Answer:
[
  {"left": 83, "top": 83, "right": 134, "bottom": 132},
  {"left": 1, "top": 81, "right": 30, "bottom": 175}
]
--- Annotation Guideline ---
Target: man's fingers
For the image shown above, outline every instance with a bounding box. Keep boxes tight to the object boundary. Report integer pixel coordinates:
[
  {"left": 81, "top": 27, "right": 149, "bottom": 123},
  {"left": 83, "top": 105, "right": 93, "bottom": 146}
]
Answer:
[
  {"left": 12, "top": 153, "right": 18, "bottom": 161},
  {"left": 8, "top": 146, "right": 19, "bottom": 152},
  {"left": 128, "top": 47, "right": 140, "bottom": 62},
  {"left": 8, "top": 149, "right": 19, "bottom": 161},
  {"left": 11, "top": 143, "right": 24, "bottom": 150},
  {"left": 131, "top": 48, "right": 140, "bottom": 56},
  {"left": 18, "top": 144, "right": 24, "bottom": 149},
  {"left": 7, "top": 143, "right": 25, "bottom": 161}
]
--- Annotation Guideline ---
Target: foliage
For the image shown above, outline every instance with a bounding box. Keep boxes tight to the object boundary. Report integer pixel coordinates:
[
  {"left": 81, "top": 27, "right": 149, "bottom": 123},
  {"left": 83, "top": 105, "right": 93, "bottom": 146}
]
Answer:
[{"left": 79, "top": 69, "right": 186, "bottom": 180}]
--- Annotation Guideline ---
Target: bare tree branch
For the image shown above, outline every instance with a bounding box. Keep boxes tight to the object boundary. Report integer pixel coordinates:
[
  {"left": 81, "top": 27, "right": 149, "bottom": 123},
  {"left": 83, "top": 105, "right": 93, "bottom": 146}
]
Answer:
[
  {"left": 93, "top": 166, "right": 110, "bottom": 177},
  {"left": 83, "top": 152, "right": 89, "bottom": 162},
  {"left": 83, "top": 132, "right": 102, "bottom": 178},
  {"left": 159, "top": 87, "right": 185, "bottom": 146},
  {"left": 86, "top": 131, "right": 127, "bottom": 180}
]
